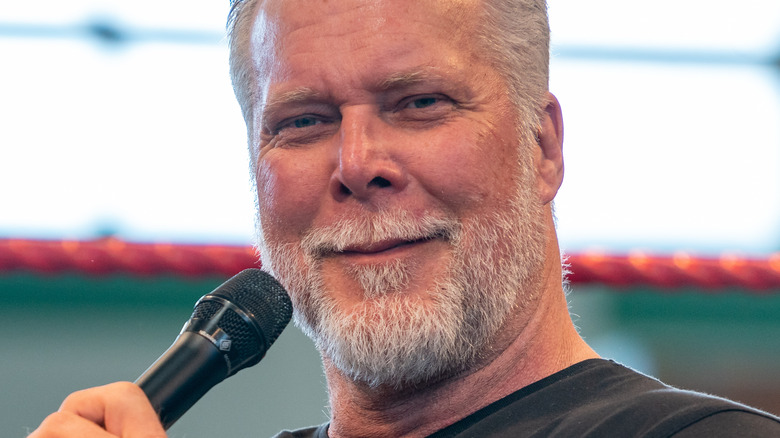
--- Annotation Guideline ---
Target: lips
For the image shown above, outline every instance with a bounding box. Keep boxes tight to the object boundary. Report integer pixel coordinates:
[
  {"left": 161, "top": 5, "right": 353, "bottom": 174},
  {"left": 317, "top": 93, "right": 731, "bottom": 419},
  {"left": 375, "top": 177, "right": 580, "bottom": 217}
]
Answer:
[
  {"left": 341, "top": 238, "right": 420, "bottom": 255},
  {"left": 305, "top": 220, "right": 455, "bottom": 260}
]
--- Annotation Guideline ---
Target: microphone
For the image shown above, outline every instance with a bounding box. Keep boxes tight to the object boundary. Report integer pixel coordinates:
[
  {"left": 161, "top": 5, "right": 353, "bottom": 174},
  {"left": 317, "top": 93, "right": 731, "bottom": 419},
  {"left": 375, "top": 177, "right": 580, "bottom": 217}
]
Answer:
[{"left": 134, "top": 268, "right": 292, "bottom": 429}]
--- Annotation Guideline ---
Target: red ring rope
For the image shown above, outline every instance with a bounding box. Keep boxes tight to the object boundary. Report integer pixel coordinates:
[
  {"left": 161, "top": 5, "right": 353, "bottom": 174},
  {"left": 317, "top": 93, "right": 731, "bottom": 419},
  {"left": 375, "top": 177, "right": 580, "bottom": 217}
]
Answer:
[{"left": 1, "top": 238, "right": 778, "bottom": 292}]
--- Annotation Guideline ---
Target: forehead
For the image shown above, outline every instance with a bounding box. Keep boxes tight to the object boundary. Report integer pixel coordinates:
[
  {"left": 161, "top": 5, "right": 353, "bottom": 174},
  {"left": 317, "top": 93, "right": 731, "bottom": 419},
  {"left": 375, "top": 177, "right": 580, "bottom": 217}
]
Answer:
[
  {"left": 260, "top": 0, "right": 479, "bottom": 34},
  {"left": 248, "top": 0, "right": 487, "bottom": 94}
]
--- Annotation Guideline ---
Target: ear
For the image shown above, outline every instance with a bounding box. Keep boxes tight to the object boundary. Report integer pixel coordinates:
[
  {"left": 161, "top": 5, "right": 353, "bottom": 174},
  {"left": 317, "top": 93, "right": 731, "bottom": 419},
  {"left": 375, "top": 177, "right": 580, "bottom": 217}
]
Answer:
[{"left": 536, "top": 92, "right": 564, "bottom": 205}]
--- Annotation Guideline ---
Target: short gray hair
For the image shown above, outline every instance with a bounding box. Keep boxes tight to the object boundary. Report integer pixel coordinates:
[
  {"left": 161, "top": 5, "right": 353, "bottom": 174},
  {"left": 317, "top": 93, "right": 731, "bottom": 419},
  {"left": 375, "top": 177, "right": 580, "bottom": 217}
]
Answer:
[
  {"left": 477, "top": 0, "right": 550, "bottom": 144},
  {"left": 227, "top": 0, "right": 262, "bottom": 150},
  {"left": 226, "top": 0, "right": 551, "bottom": 166}
]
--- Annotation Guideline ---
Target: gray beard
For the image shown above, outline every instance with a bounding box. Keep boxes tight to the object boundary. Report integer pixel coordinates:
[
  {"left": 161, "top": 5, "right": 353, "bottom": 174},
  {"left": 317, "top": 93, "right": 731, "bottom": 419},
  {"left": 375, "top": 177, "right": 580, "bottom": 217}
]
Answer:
[{"left": 256, "top": 168, "right": 546, "bottom": 389}]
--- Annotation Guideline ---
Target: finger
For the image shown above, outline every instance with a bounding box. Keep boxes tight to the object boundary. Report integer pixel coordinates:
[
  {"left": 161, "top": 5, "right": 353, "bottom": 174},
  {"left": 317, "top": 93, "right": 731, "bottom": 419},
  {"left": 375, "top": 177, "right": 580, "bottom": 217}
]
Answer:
[
  {"left": 58, "top": 382, "right": 166, "bottom": 437},
  {"left": 29, "top": 411, "right": 116, "bottom": 438}
]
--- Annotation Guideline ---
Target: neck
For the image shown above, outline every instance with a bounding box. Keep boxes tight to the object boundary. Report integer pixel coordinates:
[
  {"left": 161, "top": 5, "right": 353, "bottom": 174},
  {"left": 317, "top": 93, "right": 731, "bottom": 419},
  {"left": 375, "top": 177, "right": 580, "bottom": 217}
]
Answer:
[{"left": 324, "top": 214, "right": 599, "bottom": 438}]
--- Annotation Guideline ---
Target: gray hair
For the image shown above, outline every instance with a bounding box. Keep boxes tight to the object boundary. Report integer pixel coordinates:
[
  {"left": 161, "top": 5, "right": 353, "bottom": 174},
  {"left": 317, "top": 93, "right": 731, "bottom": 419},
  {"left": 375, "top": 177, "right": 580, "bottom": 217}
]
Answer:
[
  {"left": 226, "top": 0, "right": 262, "bottom": 155},
  {"left": 226, "top": 0, "right": 551, "bottom": 167},
  {"left": 477, "top": 0, "right": 550, "bottom": 146}
]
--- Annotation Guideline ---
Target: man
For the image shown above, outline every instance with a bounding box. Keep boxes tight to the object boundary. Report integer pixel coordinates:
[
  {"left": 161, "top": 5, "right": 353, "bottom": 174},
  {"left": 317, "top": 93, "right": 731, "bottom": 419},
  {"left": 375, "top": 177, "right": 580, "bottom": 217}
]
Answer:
[{"left": 30, "top": 0, "right": 780, "bottom": 437}]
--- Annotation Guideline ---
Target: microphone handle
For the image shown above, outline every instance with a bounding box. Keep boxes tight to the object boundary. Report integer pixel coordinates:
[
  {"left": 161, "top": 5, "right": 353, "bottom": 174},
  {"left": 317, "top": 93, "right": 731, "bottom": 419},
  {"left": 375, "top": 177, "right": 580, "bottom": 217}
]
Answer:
[{"left": 135, "top": 331, "right": 228, "bottom": 430}]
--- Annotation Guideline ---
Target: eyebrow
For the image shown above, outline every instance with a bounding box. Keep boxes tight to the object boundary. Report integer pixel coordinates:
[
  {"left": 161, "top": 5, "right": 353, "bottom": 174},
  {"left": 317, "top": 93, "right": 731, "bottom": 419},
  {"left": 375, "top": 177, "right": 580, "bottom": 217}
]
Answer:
[{"left": 262, "top": 87, "right": 323, "bottom": 116}]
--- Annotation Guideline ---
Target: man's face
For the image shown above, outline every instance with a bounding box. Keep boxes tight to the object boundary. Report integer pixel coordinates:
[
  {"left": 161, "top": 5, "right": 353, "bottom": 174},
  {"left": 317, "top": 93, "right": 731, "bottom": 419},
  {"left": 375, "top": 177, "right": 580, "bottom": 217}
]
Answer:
[{"left": 246, "top": 0, "right": 547, "bottom": 387}]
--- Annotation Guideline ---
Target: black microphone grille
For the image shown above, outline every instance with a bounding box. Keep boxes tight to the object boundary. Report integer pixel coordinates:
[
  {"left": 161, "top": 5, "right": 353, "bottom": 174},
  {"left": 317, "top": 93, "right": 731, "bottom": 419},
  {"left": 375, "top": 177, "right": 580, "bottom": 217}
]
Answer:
[
  {"left": 208, "top": 268, "right": 293, "bottom": 347},
  {"left": 188, "top": 269, "right": 292, "bottom": 374}
]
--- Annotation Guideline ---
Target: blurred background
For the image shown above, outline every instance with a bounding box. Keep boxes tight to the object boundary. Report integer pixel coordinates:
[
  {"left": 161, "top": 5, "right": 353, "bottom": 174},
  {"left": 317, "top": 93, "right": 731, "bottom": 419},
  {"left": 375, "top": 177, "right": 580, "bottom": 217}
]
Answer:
[{"left": 1, "top": 0, "right": 779, "bottom": 436}]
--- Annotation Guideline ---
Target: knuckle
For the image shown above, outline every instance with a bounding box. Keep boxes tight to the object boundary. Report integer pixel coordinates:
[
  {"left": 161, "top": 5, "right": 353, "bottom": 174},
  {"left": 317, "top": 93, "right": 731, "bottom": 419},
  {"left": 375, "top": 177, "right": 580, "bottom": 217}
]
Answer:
[{"left": 111, "top": 381, "right": 142, "bottom": 395}]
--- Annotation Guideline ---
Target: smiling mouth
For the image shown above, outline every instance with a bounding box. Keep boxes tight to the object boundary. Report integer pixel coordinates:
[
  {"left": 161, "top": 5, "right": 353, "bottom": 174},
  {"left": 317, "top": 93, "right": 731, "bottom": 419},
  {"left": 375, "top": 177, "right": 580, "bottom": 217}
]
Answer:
[
  {"left": 305, "top": 222, "right": 456, "bottom": 260},
  {"left": 341, "top": 238, "right": 429, "bottom": 255}
]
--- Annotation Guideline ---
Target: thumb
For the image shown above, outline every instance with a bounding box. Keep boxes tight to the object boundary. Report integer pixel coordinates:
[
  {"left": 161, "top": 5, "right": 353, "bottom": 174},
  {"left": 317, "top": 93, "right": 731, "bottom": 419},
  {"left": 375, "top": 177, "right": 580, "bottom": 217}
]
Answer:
[{"left": 59, "top": 382, "right": 166, "bottom": 438}]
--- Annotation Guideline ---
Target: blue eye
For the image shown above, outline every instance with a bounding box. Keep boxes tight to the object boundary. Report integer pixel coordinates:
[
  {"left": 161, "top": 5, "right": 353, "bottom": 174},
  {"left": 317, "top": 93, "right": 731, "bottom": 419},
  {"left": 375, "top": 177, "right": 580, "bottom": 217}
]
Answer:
[
  {"left": 411, "top": 97, "right": 438, "bottom": 108},
  {"left": 292, "top": 116, "right": 320, "bottom": 128},
  {"left": 273, "top": 115, "right": 325, "bottom": 134}
]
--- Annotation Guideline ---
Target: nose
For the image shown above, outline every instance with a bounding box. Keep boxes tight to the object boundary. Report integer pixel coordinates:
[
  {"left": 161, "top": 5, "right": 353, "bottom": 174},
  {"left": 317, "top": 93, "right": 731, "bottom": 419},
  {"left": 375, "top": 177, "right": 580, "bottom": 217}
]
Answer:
[{"left": 329, "top": 107, "right": 408, "bottom": 202}]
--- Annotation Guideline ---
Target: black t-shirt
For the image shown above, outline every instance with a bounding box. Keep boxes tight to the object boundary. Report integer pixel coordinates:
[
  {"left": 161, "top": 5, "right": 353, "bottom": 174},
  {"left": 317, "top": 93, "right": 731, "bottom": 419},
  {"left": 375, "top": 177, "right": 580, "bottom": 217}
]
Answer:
[{"left": 273, "top": 359, "right": 780, "bottom": 437}]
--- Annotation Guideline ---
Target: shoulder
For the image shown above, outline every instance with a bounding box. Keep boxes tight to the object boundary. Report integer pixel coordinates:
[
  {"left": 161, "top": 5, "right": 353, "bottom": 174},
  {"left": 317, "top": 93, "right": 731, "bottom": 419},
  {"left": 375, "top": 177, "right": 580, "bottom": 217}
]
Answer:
[
  {"left": 431, "top": 359, "right": 780, "bottom": 438},
  {"left": 671, "top": 410, "right": 780, "bottom": 437},
  {"left": 583, "top": 384, "right": 780, "bottom": 437},
  {"left": 578, "top": 361, "right": 780, "bottom": 436}
]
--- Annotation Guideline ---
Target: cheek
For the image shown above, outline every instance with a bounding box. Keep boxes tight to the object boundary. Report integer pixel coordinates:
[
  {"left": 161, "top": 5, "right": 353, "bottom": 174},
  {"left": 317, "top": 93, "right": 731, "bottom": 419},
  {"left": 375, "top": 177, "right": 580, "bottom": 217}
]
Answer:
[
  {"left": 256, "top": 150, "right": 329, "bottom": 242},
  {"left": 418, "top": 122, "right": 521, "bottom": 212}
]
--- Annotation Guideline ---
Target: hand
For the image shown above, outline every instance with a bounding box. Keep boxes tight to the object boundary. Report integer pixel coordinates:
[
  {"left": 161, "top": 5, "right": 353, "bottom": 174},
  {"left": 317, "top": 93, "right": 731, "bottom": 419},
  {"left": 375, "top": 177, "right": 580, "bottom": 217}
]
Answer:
[{"left": 29, "top": 382, "right": 166, "bottom": 437}]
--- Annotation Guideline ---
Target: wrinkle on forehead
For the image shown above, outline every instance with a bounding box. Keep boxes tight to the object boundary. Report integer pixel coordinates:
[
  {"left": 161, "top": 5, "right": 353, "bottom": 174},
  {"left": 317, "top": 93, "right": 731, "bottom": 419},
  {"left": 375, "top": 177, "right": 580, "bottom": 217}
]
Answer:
[{"left": 251, "top": 0, "right": 483, "bottom": 73}]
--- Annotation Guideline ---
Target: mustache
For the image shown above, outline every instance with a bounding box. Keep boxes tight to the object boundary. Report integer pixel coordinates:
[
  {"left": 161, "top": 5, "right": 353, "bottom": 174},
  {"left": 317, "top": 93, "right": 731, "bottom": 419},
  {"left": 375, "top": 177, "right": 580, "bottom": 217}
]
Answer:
[{"left": 300, "top": 210, "right": 460, "bottom": 258}]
